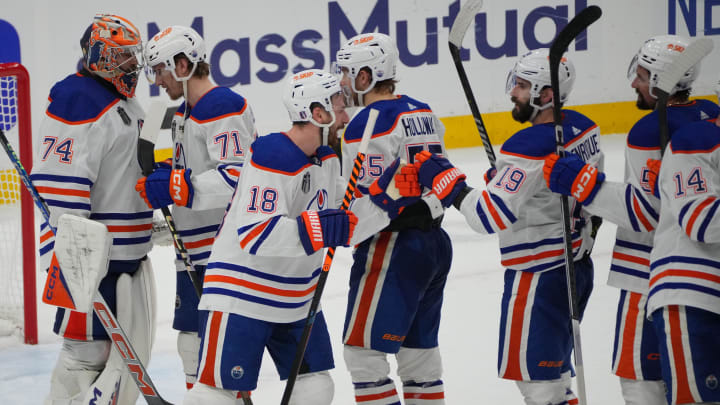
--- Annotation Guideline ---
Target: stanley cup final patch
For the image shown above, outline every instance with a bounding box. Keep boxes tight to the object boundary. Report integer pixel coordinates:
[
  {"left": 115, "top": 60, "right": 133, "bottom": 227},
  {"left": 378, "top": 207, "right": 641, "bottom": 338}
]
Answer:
[{"left": 302, "top": 172, "right": 311, "bottom": 193}]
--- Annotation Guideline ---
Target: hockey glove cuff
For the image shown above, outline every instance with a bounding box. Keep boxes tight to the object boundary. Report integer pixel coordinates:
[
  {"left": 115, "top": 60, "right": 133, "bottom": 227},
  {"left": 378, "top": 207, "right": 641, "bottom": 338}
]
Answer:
[
  {"left": 135, "top": 167, "right": 173, "bottom": 209},
  {"left": 169, "top": 169, "right": 194, "bottom": 208},
  {"left": 413, "top": 150, "right": 467, "bottom": 208},
  {"left": 297, "top": 209, "right": 358, "bottom": 255},
  {"left": 646, "top": 158, "right": 661, "bottom": 198},
  {"left": 544, "top": 152, "right": 605, "bottom": 204},
  {"left": 360, "top": 158, "right": 421, "bottom": 220}
]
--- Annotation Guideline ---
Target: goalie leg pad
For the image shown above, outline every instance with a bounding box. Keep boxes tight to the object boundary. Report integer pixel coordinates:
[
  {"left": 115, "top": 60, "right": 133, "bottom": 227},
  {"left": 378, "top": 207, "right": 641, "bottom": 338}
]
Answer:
[
  {"left": 84, "top": 260, "right": 157, "bottom": 405},
  {"left": 619, "top": 377, "right": 667, "bottom": 405},
  {"left": 288, "top": 371, "right": 334, "bottom": 405},
  {"left": 45, "top": 339, "right": 109, "bottom": 405},
  {"left": 515, "top": 371, "right": 571, "bottom": 405},
  {"left": 178, "top": 331, "right": 201, "bottom": 388},
  {"left": 398, "top": 347, "right": 445, "bottom": 404},
  {"left": 183, "top": 382, "right": 238, "bottom": 405}
]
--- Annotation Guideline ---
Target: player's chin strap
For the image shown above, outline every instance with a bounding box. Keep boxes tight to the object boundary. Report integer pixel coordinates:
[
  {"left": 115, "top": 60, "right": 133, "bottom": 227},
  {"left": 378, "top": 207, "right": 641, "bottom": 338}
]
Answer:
[{"left": 310, "top": 111, "right": 336, "bottom": 146}]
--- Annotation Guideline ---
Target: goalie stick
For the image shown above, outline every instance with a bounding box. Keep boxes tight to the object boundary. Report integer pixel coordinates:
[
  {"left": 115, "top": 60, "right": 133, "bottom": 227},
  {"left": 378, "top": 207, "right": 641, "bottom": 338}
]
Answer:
[
  {"left": 448, "top": 0, "right": 497, "bottom": 166},
  {"left": 280, "top": 108, "right": 380, "bottom": 405},
  {"left": 137, "top": 101, "right": 254, "bottom": 405},
  {"left": 0, "top": 128, "right": 173, "bottom": 405},
  {"left": 654, "top": 37, "right": 714, "bottom": 155},
  {"left": 549, "top": 5, "right": 602, "bottom": 405}
]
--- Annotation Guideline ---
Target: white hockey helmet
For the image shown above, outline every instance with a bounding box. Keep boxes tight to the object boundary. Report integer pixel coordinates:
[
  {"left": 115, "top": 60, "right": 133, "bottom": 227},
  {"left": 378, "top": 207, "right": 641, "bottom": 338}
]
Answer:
[
  {"left": 506, "top": 49, "right": 576, "bottom": 111},
  {"left": 335, "top": 32, "right": 398, "bottom": 95},
  {"left": 283, "top": 69, "right": 343, "bottom": 129},
  {"left": 144, "top": 26, "right": 207, "bottom": 83},
  {"left": 627, "top": 35, "right": 700, "bottom": 98}
]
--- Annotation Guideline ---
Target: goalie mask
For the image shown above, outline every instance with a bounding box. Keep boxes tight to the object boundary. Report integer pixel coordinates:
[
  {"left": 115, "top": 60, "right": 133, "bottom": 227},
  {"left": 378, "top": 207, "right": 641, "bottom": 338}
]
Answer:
[
  {"left": 627, "top": 34, "right": 700, "bottom": 98},
  {"left": 81, "top": 14, "right": 143, "bottom": 98},
  {"left": 506, "top": 49, "right": 576, "bottom": 120},
  {"left": 144, "top": 25, "right": 207, "bottom": 84},
  {"left": 283, "top": 69, "right": 343, "bottom": 144},
  {"left": 335, "top": 33, "right": 398, "bottom": 101}
]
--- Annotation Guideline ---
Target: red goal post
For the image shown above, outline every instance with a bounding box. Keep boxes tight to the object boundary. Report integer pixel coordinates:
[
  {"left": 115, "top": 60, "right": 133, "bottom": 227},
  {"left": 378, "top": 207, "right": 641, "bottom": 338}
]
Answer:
[{"left": 0, "top": 62, "right": 37, "bottom": 345}]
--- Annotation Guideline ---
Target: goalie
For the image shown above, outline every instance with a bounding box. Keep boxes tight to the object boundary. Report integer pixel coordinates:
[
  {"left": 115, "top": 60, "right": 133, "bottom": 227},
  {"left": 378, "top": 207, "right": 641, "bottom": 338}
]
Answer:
[{"left": 32, "top": 14, "right": 156, "bottom": 405}]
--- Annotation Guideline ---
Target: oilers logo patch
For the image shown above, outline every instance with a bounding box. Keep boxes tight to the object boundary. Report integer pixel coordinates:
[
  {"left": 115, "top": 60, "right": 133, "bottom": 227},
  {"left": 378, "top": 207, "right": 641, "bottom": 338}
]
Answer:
[
  {"left": 306, "top": 189, "right": 328, "bottom": 210},
  {"left": 231, "top": 365, "right": 245, "bottom": 379},
  {"left": 302, "top": 172, "right": 311, "bottom": 193},
  {"left": 707, "top": 374, "right": 718, "bottom": 390}
]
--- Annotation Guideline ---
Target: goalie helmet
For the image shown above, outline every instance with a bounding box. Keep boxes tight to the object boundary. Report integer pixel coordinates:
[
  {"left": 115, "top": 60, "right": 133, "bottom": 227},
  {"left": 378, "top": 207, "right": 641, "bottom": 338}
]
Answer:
[
  {"left": 283, "top": 69, "right": 342, "bottom": 129},
  {"left": 335, "top": 33, "right": 398, "bottom": 95},
  {"left": 81, "top": 14, "right": 143, "bottom": 98},
  {"left": 627, "top": 35, "right": 699, "bottom": 98},
  {"left": 505, "top": 49, "right": 576, "bottom": 111},
  {"left": 144, "top": 25, "right": 207, "bottom": 83}
]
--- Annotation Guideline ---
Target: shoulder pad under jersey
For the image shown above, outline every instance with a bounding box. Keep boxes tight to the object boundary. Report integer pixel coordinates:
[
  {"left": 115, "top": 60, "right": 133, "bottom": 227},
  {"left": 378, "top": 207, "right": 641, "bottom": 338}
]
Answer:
[
  {"left": 189, "top": 87, "right": 248, "bottom": 123},
  {"left": 344, "top": 95, "right": 432, "bottom": 143},
  {"left": 250, "top": 132, "right": 316, "bottom": 175},
  {"left": 670, "top": 120, "right": 720, "bottom": 153},
  {"left": 46, "top": 73, "right": 120, "bottom": 123}
]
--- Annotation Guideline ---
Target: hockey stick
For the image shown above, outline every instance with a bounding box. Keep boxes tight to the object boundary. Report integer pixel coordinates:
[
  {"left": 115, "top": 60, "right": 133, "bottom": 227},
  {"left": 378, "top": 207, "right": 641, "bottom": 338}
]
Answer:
[
  {"left": 448, "top": 0, "right": 497, "bottom": 166},
  {"left": 280, "top": 108, "right": 380, "bottom": 405},
  {"left": 137, "top": 100, "right": 203, "bottom": 297},
  {"left": 549, "top": 6, "right": 602, "bottom": 405},
  {"left": 654, "top": 38, "right": 713, "bottom": 155},
  {"left": 137, "top": 101, "right": 254, "bottom": 405},
  {"left": 0, "top": 127, "right": 174, "bottom": 405}
]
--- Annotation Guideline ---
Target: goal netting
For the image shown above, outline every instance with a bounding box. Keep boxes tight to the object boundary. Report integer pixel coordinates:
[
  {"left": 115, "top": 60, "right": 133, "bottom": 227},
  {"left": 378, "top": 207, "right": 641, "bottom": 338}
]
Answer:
[{"left": 0, "top": 62, "right": 37, "bottom": 344}]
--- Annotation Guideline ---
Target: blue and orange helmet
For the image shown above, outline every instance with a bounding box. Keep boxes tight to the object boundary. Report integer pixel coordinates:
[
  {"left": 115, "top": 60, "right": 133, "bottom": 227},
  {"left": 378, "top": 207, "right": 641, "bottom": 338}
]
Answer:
[{"left": 81, "top": 14, "right": 143, "bottom": 97}]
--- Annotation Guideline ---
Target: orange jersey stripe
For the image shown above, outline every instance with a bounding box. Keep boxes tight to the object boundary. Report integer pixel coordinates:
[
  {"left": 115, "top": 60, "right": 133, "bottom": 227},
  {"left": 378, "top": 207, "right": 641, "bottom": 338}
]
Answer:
[
  {"left": 632, "top": 196, "right": 654, "bottom": 231},
  {"left": 184, "top": 237, "right": 215, "bottom": 249},
  {"left": 503, "top": 271, "right": 534, "bottom": 380},
  {"left": 203, "top": 274, "right": 316, "bottom": 298},
  {"left": 649, "top": 268, "right": 720, "bottom": 287},
  {"left": 685, "top": 197, "right": 716, "bottom": 238},
  {"left": 615, "top": 292, "right": 642, "bottom": 379},
  {"left": 613, "top": 251, "right": 650, "bottom": 267},
  {"left": 36, "top": 186, "right": 90, "bottom": 198},
  {"left": 482, "top": 190, "right": 506, "bottom": 230},
  {"left": 199, "top": 311, "right": 223, "bottom": 387},
  {"left": 106, "top": 224, "right": 153, "bottom": 233},
  {"left": 46, "top": 99, "right": 119, "bottom": 125},
  {"left": 667, "top": 306, "right": 695, "bottom": 403},
  {"left": 355, "top": 388, "right": 399, "bottom": 402},
  {"left": 502, "top": 240, "right": 582, "bottom": 267},
  {"left": 240, "top": 221, "right": 270, "bottom": 249}
]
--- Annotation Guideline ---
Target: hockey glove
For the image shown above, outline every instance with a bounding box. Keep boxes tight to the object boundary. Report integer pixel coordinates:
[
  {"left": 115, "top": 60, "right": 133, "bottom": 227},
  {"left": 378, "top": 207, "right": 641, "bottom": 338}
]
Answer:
[
  {"left": 360, "top": 158, "right": 421, "bottom": 219},
  {"left": 484, "top": 167, "right": 497, "bottom": 185},
  {"left": 169, "top": 168, "right": 194, "bottom": 207},
  {"left": 413, "top": 150, "right": 467, "bottom": 208},
  {"left": 544, "top": 152, "right": 605, "bottom": 204},
  {"left": 297, "top": 209, "right": 358, "bottom": 255},
  {"left": 646, "top": 158, "right": 661, "bottom": 198},
  {"left": 136, "top": 165, "right": 173, "bottom": 209}
]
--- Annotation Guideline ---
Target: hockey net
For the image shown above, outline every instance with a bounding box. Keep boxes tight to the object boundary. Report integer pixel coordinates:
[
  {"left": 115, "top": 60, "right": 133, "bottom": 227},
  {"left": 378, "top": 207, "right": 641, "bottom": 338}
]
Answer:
[{"left": 0, "top": 63, "right": 37, "bottom": 344}]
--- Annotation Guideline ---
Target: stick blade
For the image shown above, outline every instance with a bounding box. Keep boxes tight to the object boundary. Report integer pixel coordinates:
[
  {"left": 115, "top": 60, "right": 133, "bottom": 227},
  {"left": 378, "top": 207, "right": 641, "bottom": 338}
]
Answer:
[
  {"left": 656, "top": 38, "right": 714, "bottom": 95},
  {"left": 449, "top": 0, "right": 483, "bottom": 48}
]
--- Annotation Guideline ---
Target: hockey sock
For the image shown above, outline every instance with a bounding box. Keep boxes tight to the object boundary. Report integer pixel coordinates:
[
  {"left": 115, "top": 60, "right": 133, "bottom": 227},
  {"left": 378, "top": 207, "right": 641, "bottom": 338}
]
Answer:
[
  {"left": 403, "top": 380, "right": 445, "bottom": 404},
  {"left": 353, "top": 378, "right": 401, "bottom": 405}
]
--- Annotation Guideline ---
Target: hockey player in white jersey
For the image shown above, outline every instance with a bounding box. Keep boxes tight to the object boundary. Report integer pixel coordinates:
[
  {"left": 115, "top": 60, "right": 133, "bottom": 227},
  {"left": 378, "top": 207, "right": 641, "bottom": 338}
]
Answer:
[
  {"left": 402, "top": 49, "right": 602, "bottom": 405},
  {"left": 543, "top": 35, "right": 718, "bottom": 404},
  {"left": 645, "top": 116, "right": 720, "bottom": 405},
  {"left": 34, "top": 14, "right": 156, "bottom": 405},
  {"left": 183, "top": 69, "right": 399, "bottom": 404},
  {"left": 334, "top": 33, "right": 456, "bottom": 404},
  {"left": 135, "top": 25, "right": 258, "bottom": 392}
]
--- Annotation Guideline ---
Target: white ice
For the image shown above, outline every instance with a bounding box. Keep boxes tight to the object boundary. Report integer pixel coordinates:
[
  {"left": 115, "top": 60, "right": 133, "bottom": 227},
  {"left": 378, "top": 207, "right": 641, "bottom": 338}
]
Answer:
[{"left": 0, "top": 133, "right": 630, "bottom": 404}]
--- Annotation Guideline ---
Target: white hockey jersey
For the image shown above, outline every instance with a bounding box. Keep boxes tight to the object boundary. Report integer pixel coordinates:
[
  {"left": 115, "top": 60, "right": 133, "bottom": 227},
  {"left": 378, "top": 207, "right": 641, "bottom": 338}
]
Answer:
[
  {"left": 587, "top": 100, "right": 719, "bottom": 294},
  {"left": 648, "top": 119, "right": 720, "bottom": 316},
  {"left": 457, "top": 110, "right": 603, "bottom": 272},
  {"left": 200, "top": 132, "right": 387, "bottom": 323},
  {"left": 32, "top": 71, "right": 152, "bottom": 269},
  {"left": 171, "top": 87, "right": 257, "bottom": 265}
]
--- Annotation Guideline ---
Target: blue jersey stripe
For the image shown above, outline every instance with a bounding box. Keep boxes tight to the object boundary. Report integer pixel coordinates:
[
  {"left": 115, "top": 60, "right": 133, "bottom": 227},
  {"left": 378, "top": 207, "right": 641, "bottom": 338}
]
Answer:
[
  {"left": 489, "top": 192, "right": 517, "bottom": 223},
  {"left": 634, "top": 187, "right": 659, "bottom": 221},
  {"left": 90, "top": 211, "right": 153, "bottom": 220},
  {"left": 697, "top": 200, "right": 720, "bottom": 243},
  {"left": 475, "top": 201, "right": 495, "bottom": 234},
  {"left": 609, "top": 264, "right": 649, "bottom": 279},
  {"left": 650, "top": 282, "right": 720, "bottom": 299},
  {"left": 113, "top": 236, "right": 152, "bottom": 245},
  {"left": 39, "top": 242, "right": 54, "bottom": 256},
  {"left": 651, "top": 255, "right": 720, "bottom": 270},
  {"left": 207, "top": 261, "right": 321, "bottom": 284},
  {"left": 250, "top": 215, "right": 280, "bottom": 255},
  {"left": 500, "top": 236, "right": 565, "bottom": 254},
  {"left": 614, "top": 238, "right": 653, "bottom": 253},
  {"left": 625, "top": 185, "right": 640, "bottom": 232},
  {"left": 46, "top": 199, "right": 91, "bottom": 211},
  {"left": 518, "top": 258, "right": 566, "bottom": 273},
  {"left": 30, "top": 173, "right": 93, "bottom": 186},
  {"left": 178, "top": 224, "right": 220, "bottom": 237}
]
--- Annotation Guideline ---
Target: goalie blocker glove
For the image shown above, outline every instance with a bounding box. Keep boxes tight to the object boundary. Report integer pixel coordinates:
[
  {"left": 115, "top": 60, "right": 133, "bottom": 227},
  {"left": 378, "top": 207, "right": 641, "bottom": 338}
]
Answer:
[
  {"left": 544, "top": 152, "right": 605, "bottom": 204},
  {"left": 135, "top": 166, "right": 195, "bottom": 209},
  {"left": 413, "top": 150, "right": 467, "bottom": 208},
  {"left": 359, "top": 158, "right": 421, "bottom": 219},
  {"left": 297, "top": 209, "right": 358, "bottom": 255}
]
